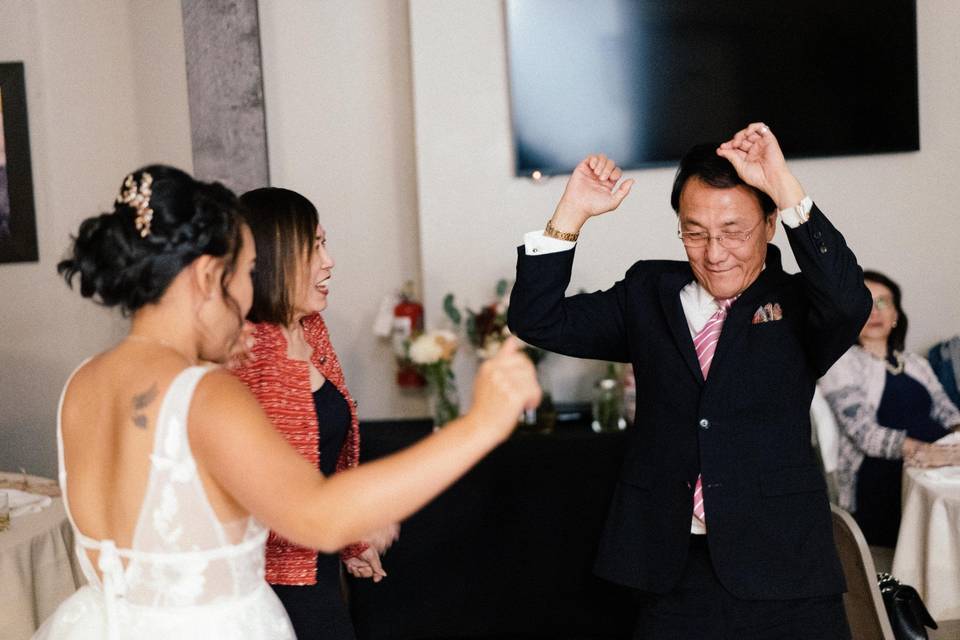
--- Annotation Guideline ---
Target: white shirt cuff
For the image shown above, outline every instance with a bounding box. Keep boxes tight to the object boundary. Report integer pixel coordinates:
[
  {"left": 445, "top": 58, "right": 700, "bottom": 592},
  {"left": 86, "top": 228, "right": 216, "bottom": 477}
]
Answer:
[
  {"left": 778, "top": 196, "right": 813, "bottom": 229},
  {"left": 524, "top": 229, "right": 576, "bottom": 256}
]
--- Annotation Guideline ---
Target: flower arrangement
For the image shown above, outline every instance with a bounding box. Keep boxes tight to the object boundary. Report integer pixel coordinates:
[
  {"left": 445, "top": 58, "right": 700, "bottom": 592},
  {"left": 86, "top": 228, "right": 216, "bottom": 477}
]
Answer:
[
  {"left": 408, "top": 329, "right": 460, "bottom": 428},
  {"left": 443, "top": 279, "right": 545, "bottom": 365}
]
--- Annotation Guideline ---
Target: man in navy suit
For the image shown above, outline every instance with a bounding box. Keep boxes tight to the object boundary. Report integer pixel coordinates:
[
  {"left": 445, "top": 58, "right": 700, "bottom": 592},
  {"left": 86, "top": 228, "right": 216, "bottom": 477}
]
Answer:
[{"left": 508, "top": 123, "right": 871, "bottom": 639}]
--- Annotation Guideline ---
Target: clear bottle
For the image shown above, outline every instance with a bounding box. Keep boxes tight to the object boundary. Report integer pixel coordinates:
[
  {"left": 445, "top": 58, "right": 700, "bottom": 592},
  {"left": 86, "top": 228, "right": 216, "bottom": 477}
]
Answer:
[{"left": 591, "top": 363, "right": 627, "bottom": 433}]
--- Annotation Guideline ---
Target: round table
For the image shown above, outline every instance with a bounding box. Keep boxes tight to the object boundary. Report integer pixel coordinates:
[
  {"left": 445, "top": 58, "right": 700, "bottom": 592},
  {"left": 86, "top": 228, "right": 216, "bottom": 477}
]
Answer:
[
  {"left": 891, "top": 465, "right": 960, "bottom": 622},
  {"left": 0, "top": 472, "right": 85, "bottom": 640}
]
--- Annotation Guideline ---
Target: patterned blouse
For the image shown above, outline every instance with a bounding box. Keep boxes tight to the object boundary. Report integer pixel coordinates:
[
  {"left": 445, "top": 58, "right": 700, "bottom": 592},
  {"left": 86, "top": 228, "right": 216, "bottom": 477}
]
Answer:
[
  {"left": 819, "top": 345, "right": 960, "bottom": 512},
  {"left": 232, "top": 314, "right": 367, "bottom": 585}
]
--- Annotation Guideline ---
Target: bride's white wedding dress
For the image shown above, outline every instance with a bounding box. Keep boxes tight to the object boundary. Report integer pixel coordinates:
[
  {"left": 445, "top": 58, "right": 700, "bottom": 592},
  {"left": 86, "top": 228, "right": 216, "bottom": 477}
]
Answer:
[{"left": 34, "top": 365, "right": 296, "bottom": 639}]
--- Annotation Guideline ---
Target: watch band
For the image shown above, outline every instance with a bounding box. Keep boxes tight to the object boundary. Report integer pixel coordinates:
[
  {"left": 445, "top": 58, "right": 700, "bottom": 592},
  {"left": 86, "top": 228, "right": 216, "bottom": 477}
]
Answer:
[{"left": 544, "top": 220, "right": 580, "bottom": 242}]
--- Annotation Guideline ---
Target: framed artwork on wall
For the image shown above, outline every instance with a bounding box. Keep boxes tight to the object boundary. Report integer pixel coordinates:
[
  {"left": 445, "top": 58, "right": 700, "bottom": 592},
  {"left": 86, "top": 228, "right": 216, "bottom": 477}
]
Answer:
[{"left": 0, "top": 62, "right": 38, "bottom": 264}]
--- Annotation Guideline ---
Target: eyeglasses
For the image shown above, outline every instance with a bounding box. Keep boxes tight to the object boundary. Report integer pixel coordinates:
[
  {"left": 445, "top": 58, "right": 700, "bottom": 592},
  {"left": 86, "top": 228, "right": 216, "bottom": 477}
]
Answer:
[
  {"left": 677, "top": 218, "right": 764, "bottom": 249},
  {"left": 872, "top": 296, "right": 893, "bottom": 311}
]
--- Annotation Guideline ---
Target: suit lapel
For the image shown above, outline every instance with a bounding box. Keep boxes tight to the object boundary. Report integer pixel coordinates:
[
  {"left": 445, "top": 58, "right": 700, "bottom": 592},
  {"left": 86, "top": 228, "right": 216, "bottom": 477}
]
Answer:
[{"left": 658, "top": 271, "right": 704, "bottom": 385}]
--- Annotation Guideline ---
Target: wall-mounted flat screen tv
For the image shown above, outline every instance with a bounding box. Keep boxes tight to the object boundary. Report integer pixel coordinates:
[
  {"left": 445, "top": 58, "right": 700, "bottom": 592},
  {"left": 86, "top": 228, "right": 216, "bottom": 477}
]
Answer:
[{"left": 505, "top": 0, "right": 919, "bottom": 176}]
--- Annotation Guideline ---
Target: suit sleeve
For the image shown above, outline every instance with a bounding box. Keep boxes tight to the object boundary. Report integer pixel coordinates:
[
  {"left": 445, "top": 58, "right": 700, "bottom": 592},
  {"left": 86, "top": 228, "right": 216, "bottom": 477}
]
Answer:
[
  {"left": 783, "top": 205, "right": 873, "bottom": 377},
  {"left": 507, "top": 245, "right": 633, "bottom": 363}
]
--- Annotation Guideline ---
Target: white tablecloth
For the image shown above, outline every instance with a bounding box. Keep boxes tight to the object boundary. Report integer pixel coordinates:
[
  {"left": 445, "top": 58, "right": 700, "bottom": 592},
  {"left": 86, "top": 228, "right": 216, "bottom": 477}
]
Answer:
[
  {"left": 0, "top": 473, "right": 84, "bottom": 640},
  {"left": 892, "top": 465, "right": 960, "bottom": 622}
]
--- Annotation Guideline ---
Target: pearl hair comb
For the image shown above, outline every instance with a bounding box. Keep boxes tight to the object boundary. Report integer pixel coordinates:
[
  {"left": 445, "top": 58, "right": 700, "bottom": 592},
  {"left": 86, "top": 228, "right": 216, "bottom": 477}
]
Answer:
[{"left": 116, "top": 172, "right": 154, "bottom": 237}]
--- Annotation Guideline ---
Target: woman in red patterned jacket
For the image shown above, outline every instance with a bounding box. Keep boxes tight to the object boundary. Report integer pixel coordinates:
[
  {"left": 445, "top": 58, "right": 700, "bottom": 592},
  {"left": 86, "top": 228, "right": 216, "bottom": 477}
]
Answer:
[{"left": 233, "top": 187, "right": 396, "bottom": 640}]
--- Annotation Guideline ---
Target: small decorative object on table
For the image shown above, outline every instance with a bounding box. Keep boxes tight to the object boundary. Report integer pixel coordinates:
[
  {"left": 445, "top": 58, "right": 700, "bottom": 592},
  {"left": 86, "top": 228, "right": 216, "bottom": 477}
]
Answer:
[
  {"left": 409, "top": 330, "right": 460, "bottom": 429},
  {"left": 592, "top": 363, "right": 627, "bottom": 433}
]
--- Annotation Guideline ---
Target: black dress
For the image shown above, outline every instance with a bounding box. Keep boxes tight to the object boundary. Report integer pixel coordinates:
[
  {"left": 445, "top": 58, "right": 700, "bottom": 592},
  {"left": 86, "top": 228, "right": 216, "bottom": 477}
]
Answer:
[
  {"left": 271, "top": 381, "right": 355, "bottom": 640},
  {"left": 854, "top": 357, "right": 947, "bottom": 547}
]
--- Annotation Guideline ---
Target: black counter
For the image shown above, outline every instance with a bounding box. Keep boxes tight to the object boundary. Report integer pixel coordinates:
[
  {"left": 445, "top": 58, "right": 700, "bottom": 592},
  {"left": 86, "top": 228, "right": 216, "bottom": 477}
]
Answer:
[{"left": 348, "top": 419, "right": 636, "bottom": 639}]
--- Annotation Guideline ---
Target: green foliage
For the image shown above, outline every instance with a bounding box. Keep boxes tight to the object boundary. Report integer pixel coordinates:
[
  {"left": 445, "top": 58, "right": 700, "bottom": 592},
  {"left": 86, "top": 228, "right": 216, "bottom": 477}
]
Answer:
[{"left": 443, "top": 293, "right": 462, "bottom": 326}]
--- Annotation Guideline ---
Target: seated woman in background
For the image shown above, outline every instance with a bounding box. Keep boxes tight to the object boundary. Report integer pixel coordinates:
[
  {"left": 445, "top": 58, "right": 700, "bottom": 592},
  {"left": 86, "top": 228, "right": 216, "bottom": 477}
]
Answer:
[
  {"left": 39, "top": 166, "right": 540, "bottom": 639},
  {"left": 820, "top": 270, "right": 960, "bottom": 547},
  {"left": 232, "top": 187, "right": 394, "bottom": 640}
]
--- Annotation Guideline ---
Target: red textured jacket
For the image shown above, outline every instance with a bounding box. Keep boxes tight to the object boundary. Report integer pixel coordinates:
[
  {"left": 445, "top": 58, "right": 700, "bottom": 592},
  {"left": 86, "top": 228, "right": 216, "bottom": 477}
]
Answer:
[{"left": 232, "top": 314, "right": 367, "bottom": 585}]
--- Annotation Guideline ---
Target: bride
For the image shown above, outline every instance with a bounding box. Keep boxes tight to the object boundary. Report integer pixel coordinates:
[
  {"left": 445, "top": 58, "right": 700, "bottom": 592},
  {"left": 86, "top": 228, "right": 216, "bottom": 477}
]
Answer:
[{"left": 36, "top": 166, "right": 540, "bottom": 639}]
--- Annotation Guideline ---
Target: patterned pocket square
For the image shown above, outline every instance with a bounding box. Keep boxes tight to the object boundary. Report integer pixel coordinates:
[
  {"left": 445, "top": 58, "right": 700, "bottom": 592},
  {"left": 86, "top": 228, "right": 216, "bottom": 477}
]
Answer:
[{"left": 752, "top": 302, "right": 783, "bottom": 324}]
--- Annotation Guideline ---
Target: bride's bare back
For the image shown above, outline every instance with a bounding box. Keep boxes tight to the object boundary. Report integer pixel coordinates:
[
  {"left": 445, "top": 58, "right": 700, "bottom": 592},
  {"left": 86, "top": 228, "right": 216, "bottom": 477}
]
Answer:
[{"left": 60, "top": 345, "right": 248, "bottom": 558}]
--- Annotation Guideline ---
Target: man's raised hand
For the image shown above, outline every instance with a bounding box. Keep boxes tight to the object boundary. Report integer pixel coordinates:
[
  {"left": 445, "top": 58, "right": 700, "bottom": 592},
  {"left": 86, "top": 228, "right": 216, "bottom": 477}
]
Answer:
[
  {"left": 716, "top": 123, "right": 804, "bottom": 210},
  {"left": 550, "top": 154, "right": 635, "bottom": 234}
]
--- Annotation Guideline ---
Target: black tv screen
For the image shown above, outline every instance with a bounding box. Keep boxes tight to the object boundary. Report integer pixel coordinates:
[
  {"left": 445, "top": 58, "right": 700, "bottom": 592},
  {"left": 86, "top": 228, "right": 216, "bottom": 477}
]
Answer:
[{"left": 505, "top": 0, "right": 919, "bottom": 175}]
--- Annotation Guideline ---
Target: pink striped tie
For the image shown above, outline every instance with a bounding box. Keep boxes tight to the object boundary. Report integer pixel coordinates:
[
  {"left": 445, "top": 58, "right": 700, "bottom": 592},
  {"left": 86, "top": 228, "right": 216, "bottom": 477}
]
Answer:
[{"left": 692, "top": 297, "right": 734, "bottom": 523}]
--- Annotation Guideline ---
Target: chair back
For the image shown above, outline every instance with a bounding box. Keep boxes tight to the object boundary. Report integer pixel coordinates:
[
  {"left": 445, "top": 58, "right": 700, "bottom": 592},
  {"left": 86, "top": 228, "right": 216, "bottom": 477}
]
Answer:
[
  {"left": 831, "top": 504, "right": 896, "bottom": 640},
  {"left": 812, "top": 386, "right": 840, "bottom": 502},
  {"left": 811, "top": 386, "right": 840, "bottom": 473}
]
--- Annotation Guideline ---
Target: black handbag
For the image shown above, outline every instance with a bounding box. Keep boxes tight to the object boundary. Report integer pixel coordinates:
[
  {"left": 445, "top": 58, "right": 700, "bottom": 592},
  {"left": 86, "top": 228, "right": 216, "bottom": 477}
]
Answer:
[{"left": 877, "top": 573, "right": 938, "bottom": 640}]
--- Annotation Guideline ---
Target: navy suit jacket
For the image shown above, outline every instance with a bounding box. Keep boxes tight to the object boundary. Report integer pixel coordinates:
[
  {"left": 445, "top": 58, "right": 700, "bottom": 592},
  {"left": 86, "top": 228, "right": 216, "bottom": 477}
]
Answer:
[{"left": 508, "top": 206, "right": 872, "bottom": 600}]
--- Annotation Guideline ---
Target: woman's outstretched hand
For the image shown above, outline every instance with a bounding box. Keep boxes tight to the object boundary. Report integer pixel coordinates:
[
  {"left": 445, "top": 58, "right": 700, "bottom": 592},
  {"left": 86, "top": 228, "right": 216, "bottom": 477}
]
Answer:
[{"left": 468, "top": 337, "right": 542, "bottom": 444}]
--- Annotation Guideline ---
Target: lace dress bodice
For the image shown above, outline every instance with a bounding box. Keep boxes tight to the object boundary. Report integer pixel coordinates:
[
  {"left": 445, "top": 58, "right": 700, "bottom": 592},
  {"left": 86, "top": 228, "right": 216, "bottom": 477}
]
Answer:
[{"left": 34, "top": 365, "right": 295, "bottom": 639}]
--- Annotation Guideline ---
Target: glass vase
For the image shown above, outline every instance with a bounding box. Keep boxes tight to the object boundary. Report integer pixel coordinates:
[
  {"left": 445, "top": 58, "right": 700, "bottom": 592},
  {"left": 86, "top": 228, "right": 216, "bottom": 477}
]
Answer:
[{"left": 591, "top": 363, "right": 627, "bottom": 433}]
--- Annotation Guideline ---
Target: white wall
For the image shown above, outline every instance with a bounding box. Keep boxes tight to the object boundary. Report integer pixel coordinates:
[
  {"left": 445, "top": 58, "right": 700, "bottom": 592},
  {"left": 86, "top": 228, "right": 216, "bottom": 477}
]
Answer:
[
  {"left": 0, "top": 0, "right": 192, "bottom": 477},
  {"left": 408, "top": 0, "right": 960, "bottom": 406},
  {"left": 258, "top": 0, "right": 426, "bottom": 420},
  {"left": 3, "top": 1, "right": 959, "bottom": 477}
]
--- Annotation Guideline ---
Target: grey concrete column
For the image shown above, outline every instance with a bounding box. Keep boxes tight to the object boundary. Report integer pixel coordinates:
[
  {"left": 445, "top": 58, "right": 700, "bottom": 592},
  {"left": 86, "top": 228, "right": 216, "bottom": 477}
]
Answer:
[{"left": 181, "top": 0, "right": 269, "bottom": 194}]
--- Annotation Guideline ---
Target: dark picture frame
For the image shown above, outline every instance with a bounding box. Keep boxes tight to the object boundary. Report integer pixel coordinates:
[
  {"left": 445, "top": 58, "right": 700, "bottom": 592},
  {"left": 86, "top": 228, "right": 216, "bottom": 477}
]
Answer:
[{"left": 0, "top": 62, "right": 38, "bottom": 263}]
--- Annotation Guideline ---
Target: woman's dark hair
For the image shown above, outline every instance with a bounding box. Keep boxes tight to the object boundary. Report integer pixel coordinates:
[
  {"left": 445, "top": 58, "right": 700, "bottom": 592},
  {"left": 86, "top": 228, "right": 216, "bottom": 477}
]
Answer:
[
  {"left": 861, "top": 269, "right": 908, "bottom": 353},
  {"left": 58, "top": 165, "right": 245, "bottom": 316},
  {"left": 670, "top": 143, "right": 776, "bottom": 216},
  {"left": 239, "top": 187, "right": 319, "bottom": 326}
]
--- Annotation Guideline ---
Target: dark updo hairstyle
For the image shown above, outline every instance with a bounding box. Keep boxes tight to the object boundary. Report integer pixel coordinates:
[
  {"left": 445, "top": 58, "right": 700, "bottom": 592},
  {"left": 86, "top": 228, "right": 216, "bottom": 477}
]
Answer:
[
  {"left": 670, "top": 143, "right": 777, "bottom": 216},
  {"left": 862, "top": 269, "right": 908, "bottom": 354},
  {"left": 58, "top": 165, "right": 246, "bottom": 316},
  {"left": 239, "top": 187, "right": 319, "bottom": 326}
]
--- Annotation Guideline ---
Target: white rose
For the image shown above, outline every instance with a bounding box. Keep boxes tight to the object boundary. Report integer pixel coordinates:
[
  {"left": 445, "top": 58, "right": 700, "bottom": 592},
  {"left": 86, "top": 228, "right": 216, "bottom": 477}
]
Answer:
[{"left": 409, "top": 334, "right": 443, "bottom": 364}]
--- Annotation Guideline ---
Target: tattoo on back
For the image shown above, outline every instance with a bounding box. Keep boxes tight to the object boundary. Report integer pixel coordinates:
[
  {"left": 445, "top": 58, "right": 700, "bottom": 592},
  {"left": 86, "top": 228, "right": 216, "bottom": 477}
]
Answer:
[{"left": 131, "top": 383, "right": 159, "bottom": 429}]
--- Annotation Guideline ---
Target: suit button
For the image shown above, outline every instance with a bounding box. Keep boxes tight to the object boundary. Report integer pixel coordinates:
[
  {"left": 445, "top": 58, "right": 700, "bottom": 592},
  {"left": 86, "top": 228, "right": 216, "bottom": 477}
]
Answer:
[
  {"left": 819, "top": 245, "right": 828, "bottom": 254},
  {"left": 813, "top": 230, "right": 822, "bottom": 239},
  {"left": 699, "top": 418, "right": 709, "bottom": 430}
]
